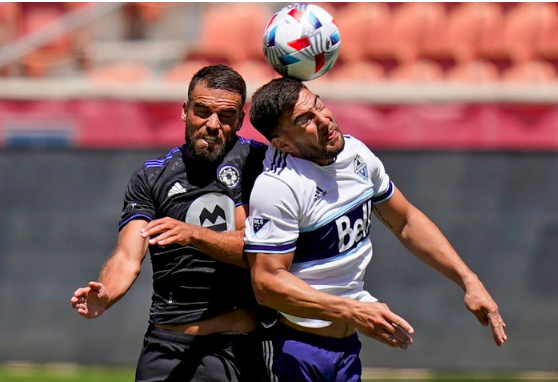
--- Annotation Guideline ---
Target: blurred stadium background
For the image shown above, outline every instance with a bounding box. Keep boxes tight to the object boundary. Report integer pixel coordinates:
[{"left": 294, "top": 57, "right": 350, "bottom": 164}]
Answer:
[{"left": 1, "top": 1, "right": 558, "bottom": 379}]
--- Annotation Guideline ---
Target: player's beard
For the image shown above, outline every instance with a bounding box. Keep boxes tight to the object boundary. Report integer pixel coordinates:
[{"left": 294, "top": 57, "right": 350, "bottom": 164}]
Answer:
[
  {"left": 300, "top": 126, "right": 345, "bottom": 162},
  {"left": 185, "top": 125, "right": 230, "bottom": 163}
]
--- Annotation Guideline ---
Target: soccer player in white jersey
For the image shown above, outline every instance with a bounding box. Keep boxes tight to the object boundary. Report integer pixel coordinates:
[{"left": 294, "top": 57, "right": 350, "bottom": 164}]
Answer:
[{"left": 244, "top": 77, "right": 508, "bottom": 382}]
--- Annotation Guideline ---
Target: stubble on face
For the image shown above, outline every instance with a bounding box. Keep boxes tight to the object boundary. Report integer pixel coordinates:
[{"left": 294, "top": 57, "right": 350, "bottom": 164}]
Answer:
[
  {"left": 183, "top": 84, "right": 243, "bottom": 163},
  {"left": 185, "top": 121, "right": 228, "bottom": 162}
]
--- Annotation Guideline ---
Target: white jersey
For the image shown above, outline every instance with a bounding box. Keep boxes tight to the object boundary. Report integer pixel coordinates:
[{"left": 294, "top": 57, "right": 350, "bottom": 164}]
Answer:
[{"left": 244, "top": 135, "right": 394, "bottom": 328}]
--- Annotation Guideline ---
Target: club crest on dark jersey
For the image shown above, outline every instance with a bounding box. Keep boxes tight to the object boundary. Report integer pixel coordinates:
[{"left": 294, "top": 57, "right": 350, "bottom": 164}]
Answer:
[
  {"left": 354, "top": 155, "right": 368, "bottom": 180},
  {"left": 218, "top": 164, "right": 241, "bottom": 188}
]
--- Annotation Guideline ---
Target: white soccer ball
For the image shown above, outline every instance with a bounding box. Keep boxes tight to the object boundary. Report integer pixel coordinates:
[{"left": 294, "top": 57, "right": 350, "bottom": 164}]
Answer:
[{"left": 263, "top": 3, "right": 341, "bottom": 81}]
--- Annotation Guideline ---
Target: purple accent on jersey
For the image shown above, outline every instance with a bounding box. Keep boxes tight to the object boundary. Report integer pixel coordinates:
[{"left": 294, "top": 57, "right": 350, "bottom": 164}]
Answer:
[
  {"left": 144, "top": 147, "right": 180, "bottom": 167},
  {"left": 244, "top": 242, "right": 296, "bottom": 254},
  {"left": 372, "top": 180, "right": 394, "bottom": 204},
  {"left": 293, "top": 196, "right": 373, "bottom": 264},
  {"left": 118, "top": 213, "right": 153, "bottom": 229},
  {"left": 267, "top": 323, "right": 362, "bottom": 381}
]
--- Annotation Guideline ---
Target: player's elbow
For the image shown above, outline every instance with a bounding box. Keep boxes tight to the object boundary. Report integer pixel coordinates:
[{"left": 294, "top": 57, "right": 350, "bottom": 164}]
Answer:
[{"left": 251, "top": 271, "right": 279, "bottom": 308}]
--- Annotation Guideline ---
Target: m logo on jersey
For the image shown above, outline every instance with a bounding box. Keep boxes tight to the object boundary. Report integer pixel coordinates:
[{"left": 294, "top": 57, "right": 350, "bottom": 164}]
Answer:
[
  {"left": 199, "top": 205, "right": 227, "bottom": 232},
  {"left": 218, "top": 164, "right": 241, "bottom": 188},
  {"left": 354, "top": 155, "right": 368, "bottom": 180},
  {"left": 185, "top": 193, "right": 235, "bottom": 232}
]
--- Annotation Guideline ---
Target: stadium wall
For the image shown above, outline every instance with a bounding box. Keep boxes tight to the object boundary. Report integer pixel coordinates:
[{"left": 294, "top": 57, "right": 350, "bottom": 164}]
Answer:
[{"left": 0, "top": 148, "right": 557, "bottom": 371}]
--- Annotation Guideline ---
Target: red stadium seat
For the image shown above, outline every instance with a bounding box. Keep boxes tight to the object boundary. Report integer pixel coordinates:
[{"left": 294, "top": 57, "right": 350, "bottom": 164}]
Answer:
[
  {"left": 335, "top": 3, "right": 392, "bottom": 64},
  {"left": 446, "top": 60, "right": 500, "bottom": 83},
  {"left": 0, "top": 3, "right": 19, "bottom": 76},
  {"left": 88, "top": 62, "right": 151, "bottom": 84},
  {"left": 17, "top": 3, "right": 91, "bottom": 77},
  {"left": 502, "top": 3, "right": 558, "bottom": 63},
  {"left": 502, "top": 60, "right": 557, "bottom": 83},
  {"left": 329, "top": 61, "right": 386, "bottom": 82},
  {"left": 186, "top": 3, "right": 271, "bottom": 65},
  {"left": 389, "top": 60, "right": 444, "bottom": 82},
  {"left": 231, "top": 60, "right": 278, "bottom": 84},
  {"left": 163, "top": 60, "right": 212, "bottom": 83},
  {"left": 388, "top": 2, "right": 448, "bottom": 64},
  {"left": 442, "top": 2, "right": 505, "bottom": 63}
]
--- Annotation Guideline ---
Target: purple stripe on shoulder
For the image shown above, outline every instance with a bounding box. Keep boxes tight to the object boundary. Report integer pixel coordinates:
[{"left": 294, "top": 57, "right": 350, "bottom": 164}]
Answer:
[{"left": 119, "top": 214, "right": 153, "bottom": 229}]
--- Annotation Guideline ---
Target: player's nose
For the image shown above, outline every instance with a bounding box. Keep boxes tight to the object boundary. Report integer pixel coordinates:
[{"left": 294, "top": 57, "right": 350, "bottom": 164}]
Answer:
[
  {"left": 206, "top": 112, "right": 221, "bottom": 130},
  {"left": 315, "top": 111, "right": 330, "bottom": 130}
]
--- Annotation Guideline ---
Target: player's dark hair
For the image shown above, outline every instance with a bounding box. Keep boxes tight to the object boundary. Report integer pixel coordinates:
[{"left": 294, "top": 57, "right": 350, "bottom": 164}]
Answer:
[
  {"left": 249, "top": 77, "right": 308, "bottom": 141},
  {"left": 188, "top": 64, "right": 247, "bottom": 105}
]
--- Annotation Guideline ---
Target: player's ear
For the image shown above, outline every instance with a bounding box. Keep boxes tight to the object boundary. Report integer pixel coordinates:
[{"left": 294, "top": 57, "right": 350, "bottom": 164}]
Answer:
[
  {"left": 271, "top": 137, "right": 295, "bottom": 155},
  {"left": 236, "top": 109, "right": 245, "bottom": 132},
  {"left": 181, "top": 102, "right": 188, "bottom": 122}
]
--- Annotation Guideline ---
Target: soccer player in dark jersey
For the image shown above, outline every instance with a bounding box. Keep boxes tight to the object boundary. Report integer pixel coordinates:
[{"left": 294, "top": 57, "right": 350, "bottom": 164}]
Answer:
[{"left": 71, "top": 65, "right": 268, "bottom": 382}]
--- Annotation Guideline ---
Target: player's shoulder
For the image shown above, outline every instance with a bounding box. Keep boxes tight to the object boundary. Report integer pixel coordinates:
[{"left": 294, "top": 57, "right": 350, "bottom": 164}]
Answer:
[
  {"left": 261, "top": 147, "right": 313, "bottom": 189},
  {"left": 224, "top": 137, "right": 268, "bottom": 166},
  {"left": 129, "top": 146, "right": 183, "bottom": 184},
  {"left": 343, "top": 134, "right": 369, "bottom": 151}
]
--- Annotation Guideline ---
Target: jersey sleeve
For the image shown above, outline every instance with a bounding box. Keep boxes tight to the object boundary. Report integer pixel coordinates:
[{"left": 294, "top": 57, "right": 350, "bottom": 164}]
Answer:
[
  {"left": 367, "top": 149, "right": 395, "bottom": 204},
  {"left": 234, "top": 143, "right": 266, "bottom": 207},
  {"left": 244, "top": 173, "right": 300, "bottom": 254},
  {"left": 118, "top": 167, "right": 156, "bottom": 230}
]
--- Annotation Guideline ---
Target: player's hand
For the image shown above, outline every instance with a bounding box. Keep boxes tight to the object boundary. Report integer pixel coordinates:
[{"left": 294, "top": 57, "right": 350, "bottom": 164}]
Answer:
[
  {"left": 353, "top": 301, "right": 414, "bottom": 349},
  {"left": 464, "top": 279, "right": 508, "bottom": 346},
  {"left": 70, "top": 281, "right": 109, "bottom": 319},
  {"left": 140, "top": 217, "right": 199, "bottom": 246}
]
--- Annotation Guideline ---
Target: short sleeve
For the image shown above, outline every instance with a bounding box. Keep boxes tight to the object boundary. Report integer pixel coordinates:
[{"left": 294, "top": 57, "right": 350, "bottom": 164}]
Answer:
[
  {"left": 368, "top": 150, "right": 395, "bottom": 204},
  {"left": 118, "top": 167, "right": 156, "bottom": 230},
  {"left": 244, "top": 173, "right": 300, "bottom": 254}
]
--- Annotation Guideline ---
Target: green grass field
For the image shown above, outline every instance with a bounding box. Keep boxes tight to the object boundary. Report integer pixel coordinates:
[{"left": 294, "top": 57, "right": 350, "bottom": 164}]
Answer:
[{"left": 1, "top": 364, "right": 557, "bottom": 381}]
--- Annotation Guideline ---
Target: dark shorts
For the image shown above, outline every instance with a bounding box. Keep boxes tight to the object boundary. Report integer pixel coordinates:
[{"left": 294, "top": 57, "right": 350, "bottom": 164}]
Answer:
[
  {"left": 136, "top": 325, "right": 269, "bottom": 382},
  {"left": 265, "top": 323, "right": 362, "bottom": 382}
]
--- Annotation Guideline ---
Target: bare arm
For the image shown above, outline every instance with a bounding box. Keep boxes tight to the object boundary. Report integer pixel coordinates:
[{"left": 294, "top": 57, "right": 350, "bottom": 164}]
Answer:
[
  {"left": 373, "top": 186, "right": 507, "bottom": 346},
  {"left": 71, "top": 219, "right": 149, "bottom": 318},
  {"left": 249, "top": 251, "right": 414, "bottom": 348},
  {"left": 140, "top": 205, "right": 249, "bottom": 269}
]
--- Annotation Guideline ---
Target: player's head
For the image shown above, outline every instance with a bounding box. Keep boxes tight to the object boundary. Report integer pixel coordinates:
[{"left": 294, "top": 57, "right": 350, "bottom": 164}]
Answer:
[
  {"left": 250, "top": 77, "right": 344, "bottom": 165},
  {"left": 182, "top": 65, "right": 246, "bottom": 162}
]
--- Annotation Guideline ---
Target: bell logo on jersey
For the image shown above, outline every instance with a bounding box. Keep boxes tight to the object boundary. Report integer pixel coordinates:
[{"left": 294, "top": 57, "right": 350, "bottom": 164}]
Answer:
[
  {"left": 335, "top": 199, "right": 373, "bottom": 252},
  {"left": 354, "top": 155, "right": 368, "bottom": 180}
]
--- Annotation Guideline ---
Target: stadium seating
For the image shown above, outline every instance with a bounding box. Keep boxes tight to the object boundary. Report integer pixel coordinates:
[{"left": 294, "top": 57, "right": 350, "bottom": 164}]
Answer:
[
  {"left": 389, "top": 60, "right": 444, "bottom": 82},
  {"left": 502, "top": 60, "right": 557, "bottom": 83},
  {"left": 17, "top": 2, "right": 90, "bottom": 77},
  {"left": 88, "top": 62, "right": 150, "bottom": 84},
  {"left": 2, "top": 2, "right": 558, "bottom": 84},
  {"left": 163, "top": 60, "right": 212, "bottom": 84},
  {"left": 329, "top": 61, "right": 386, "bottom": 82},
  {"left": 185, "top": 3, "right": 271, "bottom": 65},
  {"left": 446, "top": 59, "right": 500, "bottom": 83}
]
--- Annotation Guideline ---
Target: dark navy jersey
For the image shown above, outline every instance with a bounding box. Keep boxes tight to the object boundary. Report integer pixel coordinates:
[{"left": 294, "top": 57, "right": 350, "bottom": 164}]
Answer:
[{"left": 119, "top": 137, "right": 267, "bottom": 325}]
